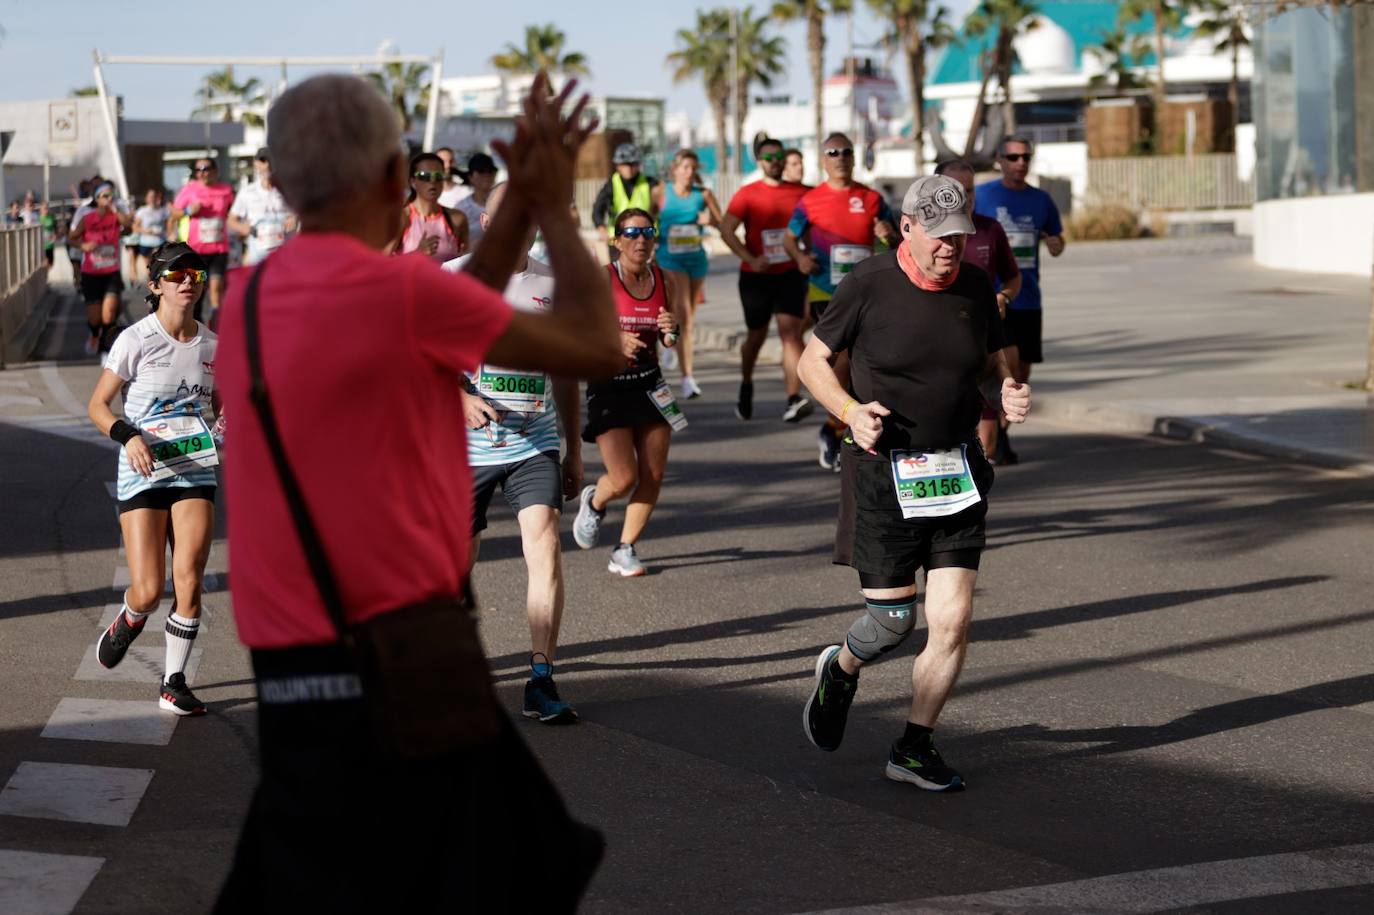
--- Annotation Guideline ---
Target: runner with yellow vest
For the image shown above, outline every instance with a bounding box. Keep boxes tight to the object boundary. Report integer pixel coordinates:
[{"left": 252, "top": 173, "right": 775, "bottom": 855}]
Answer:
[{"left": 592, "top": 143, "right": 659, "bottom": 263}]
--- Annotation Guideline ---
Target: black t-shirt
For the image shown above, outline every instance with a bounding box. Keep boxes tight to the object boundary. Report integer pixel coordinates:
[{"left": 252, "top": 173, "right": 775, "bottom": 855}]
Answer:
[{"left": 815, "top": 250, "right": 1006, "bottom": 458}]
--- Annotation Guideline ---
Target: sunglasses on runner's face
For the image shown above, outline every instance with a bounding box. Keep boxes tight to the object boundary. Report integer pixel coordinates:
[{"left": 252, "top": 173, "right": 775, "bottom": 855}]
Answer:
[
  {"left": 1002, "top": 153, "right": 1032, "bottom": 162},
  {"left": 194, "top": 164, "right": 215, "bottom": 173},
  {"left": 824, "top": 147, "right": 854, "bottom": 158},
  {"left": 412, "top": 170, "right": 445, "bottom": 182},
  {"left": 617, "top": 226, "right": 657, "bottom": 239},
  {"left": 759, "top": 151, "right": 785, "bottom": 162},
  {"left": 160, "top": 268, "right": 208, "bottom": 285}
]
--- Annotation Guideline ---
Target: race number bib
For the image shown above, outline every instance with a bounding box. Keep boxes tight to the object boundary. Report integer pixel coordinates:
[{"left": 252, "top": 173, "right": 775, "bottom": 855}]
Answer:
[
  {"left": 89, "top": 244, "right": 119, "bottom": 271},
  {"left": 1007, "top": 230, "right": 1037, "bottom": 269},
  {"left": 477, "top": 366, "right": 551, "bottom": 413},
  {"left": 197, "top": 217, "right": 224, "bottom": 244},
  {"left": 647, "top": 382, "right": 688, "bottom": 431},
  {"left": 666, "top": 224, "right": 703, "bottom": 255},
  {"left": 255, "top": 218, "right": 286, "bottom": 250},
  {"left": 761, "top": 228, "right": 789, "bottom": 265},
  {"left": 889, "top": 445, "right": 980, "bottom": 519},
  {"left": 830, "top": 244, "right": 872, "bottom": 286},
  {"left": 138, "top": 413, "right": 220, "bottom": 483}
]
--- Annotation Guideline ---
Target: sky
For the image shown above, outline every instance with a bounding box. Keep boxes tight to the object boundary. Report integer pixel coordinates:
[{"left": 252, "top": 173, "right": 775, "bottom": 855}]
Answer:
[{"left": 0, "top": 0, "right": 975, "bottom": 124}]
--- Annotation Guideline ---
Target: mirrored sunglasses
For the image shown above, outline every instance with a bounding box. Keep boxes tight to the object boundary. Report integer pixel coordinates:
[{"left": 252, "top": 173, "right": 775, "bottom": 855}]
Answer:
[
  {"left": 824, "top": 147, "right": 854, "bottom": 158},
  {"left": 161, "top": 268, "right": 208, "bottom": 285},
  {"left": 412, "top": 170, "right": 446, "bottom": 182},
  {"left": 617, "top": 226, "right": 657, "bottom": 239}
]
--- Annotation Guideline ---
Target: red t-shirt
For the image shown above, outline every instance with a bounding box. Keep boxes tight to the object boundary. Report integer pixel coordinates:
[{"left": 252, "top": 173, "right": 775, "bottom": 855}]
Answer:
[
  {"left": 216, "top": 232, "right": 513, "bottom": 649},
  {"left": 963, "top": 212, "right": 1019, "bottom": 287},
  {"left": 726, "top": 179, "right": 810, "bottom": 274},
  {"left": 78, "top": 210, "right": 122, "bottom": 275}
]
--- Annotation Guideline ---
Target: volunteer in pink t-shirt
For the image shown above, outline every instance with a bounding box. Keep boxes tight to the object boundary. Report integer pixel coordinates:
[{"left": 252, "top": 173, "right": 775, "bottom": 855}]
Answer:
[
  {"left": 171, "top": 157, "right": 235, "bottom": 321},
  {"left": 213, "top": 72, "right": 619, "bottom": 910}
]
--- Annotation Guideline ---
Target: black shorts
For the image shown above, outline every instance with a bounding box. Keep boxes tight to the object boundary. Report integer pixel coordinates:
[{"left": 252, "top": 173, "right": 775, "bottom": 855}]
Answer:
[
  {"left": 117, "top": 485, "right": 217, "bottom": 514},
  {"left": 834, "top": 443, "right": 993, "bottom": 580},
  {"left": 79, "top": 271, "right": 124, "bottom": 305},
  {"left": 1004, "top": 309, "right": 1043, "bottom": 364},
  {"left": 203, "top": 252, "right": 229, "bottom": 278},
  {"left": 582, "top": 378, "right": 669, "bottom": 443},
  {"left": 471, "top": 452, "right": 562, "bottom": 535},
  {"left": 137, "top": 246, "right": 159, "bottom": 259},
  {"left": 739, "top": 270, "right": 808, "bottom": 331}
]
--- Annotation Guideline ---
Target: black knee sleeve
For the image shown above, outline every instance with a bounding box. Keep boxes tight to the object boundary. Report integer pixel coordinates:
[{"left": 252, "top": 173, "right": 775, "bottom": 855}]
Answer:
[{"left": 845, "top": 596, "right": 917, "bottom": 662}]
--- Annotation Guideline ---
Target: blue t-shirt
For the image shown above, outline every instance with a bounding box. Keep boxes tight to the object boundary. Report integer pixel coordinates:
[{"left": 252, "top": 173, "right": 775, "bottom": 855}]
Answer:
[{"left": 973, "top": 181, "right": 1062, "bottom": 311}]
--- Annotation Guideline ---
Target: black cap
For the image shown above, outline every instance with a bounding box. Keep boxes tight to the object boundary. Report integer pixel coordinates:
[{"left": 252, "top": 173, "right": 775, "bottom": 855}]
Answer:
[
  {"left": 255, "top": 147, "right": 270, "bottom": 161},
  {"left": 147, "top": 242, "right": 208, "bottom": 279},
  {"left": 466, "top": 152, "right": 497, "bottom": 173}
]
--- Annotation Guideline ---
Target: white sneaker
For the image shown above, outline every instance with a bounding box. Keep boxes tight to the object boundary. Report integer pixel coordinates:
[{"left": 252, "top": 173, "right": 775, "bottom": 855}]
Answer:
[
  {"left": 681, "top": 376, "right": 702, "bottom": 400},
  {"left": 782, "top": 396, "right": 814, "bottom": 423},
  {"left": 661, "top": 347, "right": 679, "bottom": 371},
  {"left": 572, "top": 484, "right": 604, "bottom": 550},
  {"left": 608, "top": 543, "right": 647, "bottom": 577}
]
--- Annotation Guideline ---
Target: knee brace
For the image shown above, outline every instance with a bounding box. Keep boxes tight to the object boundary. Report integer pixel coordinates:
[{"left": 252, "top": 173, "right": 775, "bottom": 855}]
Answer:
[{"left": 845, "top": 596, "right": 916, "bottom": 662}]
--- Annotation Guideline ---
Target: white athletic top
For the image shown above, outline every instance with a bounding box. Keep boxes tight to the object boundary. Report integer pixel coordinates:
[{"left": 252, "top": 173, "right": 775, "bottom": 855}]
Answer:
[
  {"left": 438, "top": 184, "right": 472, "bottom": 208},
  {"left": 229, "top": 181, "right": 292, "bottom": 265},
  {"left": 106, "top": 314, "right": 219, "bottom": 501},
  {"left": 441, "top": 254, "right": 559, "bottom": 466},
  {"left": 455, "top": 195, "right": 487, "bottom": 249}
]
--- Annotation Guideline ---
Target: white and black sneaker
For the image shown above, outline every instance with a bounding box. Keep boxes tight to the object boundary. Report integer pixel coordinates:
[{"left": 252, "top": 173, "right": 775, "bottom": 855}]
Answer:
[
  {"left": 782, "top": 395, "right": 814, "bottom": 423},
  {"left": 159, "top": 673, "right": 206, "bottom": 716}
]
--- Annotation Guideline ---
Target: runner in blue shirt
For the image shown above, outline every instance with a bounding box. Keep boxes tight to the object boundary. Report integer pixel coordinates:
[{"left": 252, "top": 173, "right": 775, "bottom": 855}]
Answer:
[{"left": 973, "top": 136, "right": 1064, "bottom": 463}]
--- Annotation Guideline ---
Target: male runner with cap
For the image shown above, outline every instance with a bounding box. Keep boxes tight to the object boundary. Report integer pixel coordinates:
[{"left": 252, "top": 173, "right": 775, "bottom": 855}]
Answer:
[
  {"left": 591, "top": 144, "right": 659, "bottom": 262},
  {"left": 798, "top": 174, "right": 1031, "bottom": 792},
  {"left": 783, "top": 133, "right": 897, "bottom": 471},
  {"left": 719, "top": 137, "right": 812, "bottom": 422}
]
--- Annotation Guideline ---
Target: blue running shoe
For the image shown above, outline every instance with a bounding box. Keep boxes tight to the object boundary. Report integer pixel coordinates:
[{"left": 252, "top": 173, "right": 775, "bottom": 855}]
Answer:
[{"left": 524, "top": 675, "right": 578, "bottom": 724}]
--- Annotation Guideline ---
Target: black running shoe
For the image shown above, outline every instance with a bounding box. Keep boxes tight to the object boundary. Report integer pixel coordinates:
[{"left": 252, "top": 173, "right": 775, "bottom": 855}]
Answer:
[
  {"left": 159, "top": 673, "right": 206, "bottom": 716},
  {"left": 803, "top": 646, "right": 858, "bottom": 751},
  {"left": 735, "top": 382, "right": 754, "bottom": 421},
  {"left": 817, "top": 425, "right": 841, "bottom": 472},
  {"left": 885, "top": 738, "right": 965, "bottom": 792},
  {"left": 96, "top": 609, "right": 147, "bottom": 670},
  {"left": 523, "top": 675, "right": 578, "bottom": 724},
  {"left": 994, "top": 428, "right": 1019, "bottom": 465}
]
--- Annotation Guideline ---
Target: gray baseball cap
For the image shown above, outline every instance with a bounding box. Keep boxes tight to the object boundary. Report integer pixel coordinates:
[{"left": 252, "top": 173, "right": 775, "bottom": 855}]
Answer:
[
  {"left": 901, "top": 175, "right": 975, "bottom": 238},
  {"left": 613, "top": 143, "right": 641, "bottom": 165}
]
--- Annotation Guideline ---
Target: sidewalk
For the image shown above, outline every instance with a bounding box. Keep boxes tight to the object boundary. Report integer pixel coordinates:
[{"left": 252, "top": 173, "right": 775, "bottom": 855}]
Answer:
[{"left": 690, "top": 236, "right": 1374, "bottom": 474}]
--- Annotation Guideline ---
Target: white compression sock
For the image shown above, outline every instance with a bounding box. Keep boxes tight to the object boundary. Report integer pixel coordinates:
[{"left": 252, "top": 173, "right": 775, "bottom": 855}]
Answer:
[
  {"left": 122, "top": 592, "right": 152, "bottom": 625},
  {"left": 163, "top": 612, "right": 200, "bottom": 682}
]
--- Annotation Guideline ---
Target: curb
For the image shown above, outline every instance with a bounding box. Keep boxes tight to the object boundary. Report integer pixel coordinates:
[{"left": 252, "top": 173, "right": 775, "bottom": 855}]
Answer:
[{"left": 1035, "top": 394, "right": 1374, "bottom": 476}]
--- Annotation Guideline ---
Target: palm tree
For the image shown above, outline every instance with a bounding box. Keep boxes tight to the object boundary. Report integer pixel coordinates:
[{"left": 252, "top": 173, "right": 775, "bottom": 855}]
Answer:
[
  {"left": 668, "top": 9, "right": 733, "bottom": 175},
  {"left": 366, "top": 60, "right": 431, "bottom": 132},
  {"left": 732, "top": 8, "right": 789, "bottom": 175},
  {"left": 1120, "top": 0, "right": 1190, "bottom": 114},
  {"left": 963, "top": 0, "right": 1040, "bottom": 135},
  {"left": 1192, "top": 0, "right": 1249, "bottom": 135},
  {"left": 70, "top": 86, "right": 100, "bottom": 97},
  {"left": 491, "top": 24, "right": 591, "bottom": 80},
  {"left": 193, "top": 66, "right": 266, "bottom": 128},
  {"left": 1086, "top": 26, "right": 1153, "bottom": 95},
  {"left": 771, "top": 0, "right": 852, "bottom": 181},
  {"left": 868, "top": 0, "right": 957, "bottom": 172}
]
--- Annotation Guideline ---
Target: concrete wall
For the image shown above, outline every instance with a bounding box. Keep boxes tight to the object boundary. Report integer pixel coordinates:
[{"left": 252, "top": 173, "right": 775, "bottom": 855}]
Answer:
[
  {"left": 1253, "top": 193, "right": 1374, "bottom": 276},
  {"left": 0, "top": 97, "right": 122, "bottom": 201}
]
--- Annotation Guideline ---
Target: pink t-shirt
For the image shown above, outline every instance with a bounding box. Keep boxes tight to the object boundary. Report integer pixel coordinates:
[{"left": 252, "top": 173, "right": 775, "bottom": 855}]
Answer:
[
  {"left": 400, "top": 204, "right": 464, "bottom": 263},
  {"left": 173, "top": 181, "right": 236, "bottom": 254},
  {"left": 217, "top": 232, "right": 513, "bottom": 649},
  {"left": 78, "top": 210, "right": 123, "bottom": 275}
]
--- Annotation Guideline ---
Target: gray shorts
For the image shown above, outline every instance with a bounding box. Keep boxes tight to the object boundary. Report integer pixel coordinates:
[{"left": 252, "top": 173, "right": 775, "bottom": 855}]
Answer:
[{"left": 471, "top": 452, "right": 562, "bottom": 535}]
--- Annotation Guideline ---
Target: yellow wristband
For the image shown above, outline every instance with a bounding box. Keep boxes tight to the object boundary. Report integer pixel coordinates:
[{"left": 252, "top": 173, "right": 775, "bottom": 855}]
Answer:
[{"left": 839, "top": 399, "right": 856, "bottom": 423}]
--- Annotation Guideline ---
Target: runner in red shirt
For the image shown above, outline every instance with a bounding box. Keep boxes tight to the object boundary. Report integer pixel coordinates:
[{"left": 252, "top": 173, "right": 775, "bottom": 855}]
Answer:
[
  {"left": 171, "top": 158, "right": 235, "bottom": 322},
  {"left": 719, "top": 137, "right": 812, "bottom": 423},
  {"left": 67, "top": 183, "right": 133, "bottom": 360}
]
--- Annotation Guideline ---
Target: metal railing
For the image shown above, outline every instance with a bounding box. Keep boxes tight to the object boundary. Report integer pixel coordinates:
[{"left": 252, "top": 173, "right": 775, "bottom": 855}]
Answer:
[
  {"left": 1087, "top": 154, "right": 1254, "bottom": 211},
  {"left": 1, "top": 225, "right": 49, "bottom": 368}
]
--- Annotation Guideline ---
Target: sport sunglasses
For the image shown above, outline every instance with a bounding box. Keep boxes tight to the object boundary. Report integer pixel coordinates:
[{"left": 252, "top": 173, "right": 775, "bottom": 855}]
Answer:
[
  {"left": 824, "top": 147, "right": 854, "bottom": 158},
  {"left": 412, "top": 170, "right": 446, "bottom": 182},
  {"left": 1002, "top": 153, "right": 1032, "bottom": 162},
  {"left": 617, "top": 226, "right": 657, "bottom": 239},
  {"left": 758, "top": 151, "right": 786, "bottom": 162},
  {"left": 160, "top": 268, "right": 208, "bottom": 285}
]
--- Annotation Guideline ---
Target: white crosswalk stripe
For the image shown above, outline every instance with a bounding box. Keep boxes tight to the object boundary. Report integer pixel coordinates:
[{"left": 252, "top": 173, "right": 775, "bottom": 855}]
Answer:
[
  {"left": 41, "top": 698, "right": 181, "bottom": 746},
  {"left": 0, "top": 762, "right": 155, "bottom": 827},
  {"left": 0, "top": 850, "right": 104, "bottom": 915}
]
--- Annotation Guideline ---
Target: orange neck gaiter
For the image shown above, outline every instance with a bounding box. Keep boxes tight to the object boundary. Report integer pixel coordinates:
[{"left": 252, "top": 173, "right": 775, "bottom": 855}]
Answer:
[{"left": 897, "top": 241, "right": 959, "bottom": 292}]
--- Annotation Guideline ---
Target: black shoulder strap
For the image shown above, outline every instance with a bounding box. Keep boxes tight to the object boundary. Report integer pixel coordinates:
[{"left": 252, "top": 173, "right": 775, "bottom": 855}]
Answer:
[{"left": 243, "top": 263, "right": 350, "bottom": 638}]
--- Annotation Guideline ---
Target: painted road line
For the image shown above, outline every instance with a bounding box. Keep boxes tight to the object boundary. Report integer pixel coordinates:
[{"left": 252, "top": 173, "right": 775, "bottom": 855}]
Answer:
[
  {"left": 0, "top": 849, "right": 103, "bottom": 915},
  {"left": 37, "top": 362, "right": 92, "bottom": 421},
  {"left": 41, "top": 699, "right": 178, "bottom": 747},
  {"left": 0, "top": 762, "right": 154, "bottom": 828},
  {"left": 798, "top": 842, "right": 1374, "bottom": 914},
  {"left": 74, "top": 645, "right": 203, "bottom": 684}
]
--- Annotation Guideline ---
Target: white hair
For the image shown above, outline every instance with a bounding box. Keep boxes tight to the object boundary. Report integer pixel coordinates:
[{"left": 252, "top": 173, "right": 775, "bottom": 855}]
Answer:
[{"left": 266, "top": 74, "right": 402, "bottom": 217}]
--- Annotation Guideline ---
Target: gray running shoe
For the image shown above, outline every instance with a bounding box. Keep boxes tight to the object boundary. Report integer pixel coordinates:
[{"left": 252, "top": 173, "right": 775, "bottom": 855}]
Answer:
[
  {"left": 573, "top": 484, "right": 603, "bottom": 550},
  {"left": 608, "top": 543, "right": 647, "bottom": 577},
  {"left": 782, "top": 396, "right": 814, "bottom": 423}
]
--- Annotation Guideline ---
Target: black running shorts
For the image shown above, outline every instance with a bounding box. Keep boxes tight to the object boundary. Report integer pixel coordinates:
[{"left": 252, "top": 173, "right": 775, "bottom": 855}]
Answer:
[
  {"left": 471, "top": 452, "right": 562, "bottom": 535},
  {"left": 739, "top": 271, "right": 808, "bottom": 331},
  {"left": 203, "top": 252, "right": 229, "bottom": 278},
  {"left": 80, "top": 271, "right": 124, "bottom": 305},
  {"left": 118, "top": 485, "right": 217, "bottom": 514},
  {"left": 834, "top": 443, "right": 993, "bottom": 580},
  {"left": 1003, "top": 309, "right": 1043, "bottom": 364},
  {"left": 582, "top": 380, "right": 670, "bottom": 443}
]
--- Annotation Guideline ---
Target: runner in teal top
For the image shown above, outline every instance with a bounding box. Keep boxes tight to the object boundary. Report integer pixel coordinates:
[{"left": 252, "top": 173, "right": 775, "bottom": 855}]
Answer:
[{"left": 652, "top": 149, "right": 722, "bottom": 400}]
